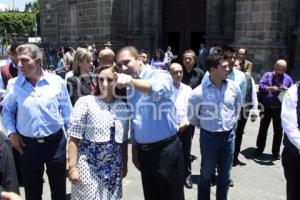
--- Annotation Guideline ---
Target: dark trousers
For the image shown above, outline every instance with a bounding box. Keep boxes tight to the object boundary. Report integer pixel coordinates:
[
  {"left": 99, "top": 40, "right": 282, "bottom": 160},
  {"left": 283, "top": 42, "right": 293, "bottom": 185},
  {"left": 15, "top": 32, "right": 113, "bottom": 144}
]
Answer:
[
  {"left": 234, "top": 107, "right": 249, "bottom": 161},
  {"left": 178, "top": 125, "right": 195, "bottom": 178},
  {"left": 256, "top": 107, "right": 283, "bottom": 155},
  {"left": 20, "top": 130, "right": 66, "bottom": 200},
  {"left": 282, "top": 147, "right": 300, "bottom": 200},
  {"left": 12, "top": 148, "right": 23, "bottom": 186},
  {"left": 137, "top": 137, "right": 185, "bottom": 200}
]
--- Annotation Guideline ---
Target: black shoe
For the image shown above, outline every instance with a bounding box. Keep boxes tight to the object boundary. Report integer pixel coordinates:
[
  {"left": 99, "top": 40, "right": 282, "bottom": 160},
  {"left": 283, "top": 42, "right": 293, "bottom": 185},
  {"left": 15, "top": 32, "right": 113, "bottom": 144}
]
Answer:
[
  {"left": 184, "top": 176, "right": 193, "bottom": 189},
  {"left": 229, "top": 179, "right": 234, "bottom": 187},
  {"left": 233, "top": 159, "right": 239, "bottom": 167},
  {"left": 273, "top": 154, "right": 281, "bottom": 160},
  {"left": 254, "top": 149, "right": 263, "bottom": 157},
  {"left": 233, "top": 158, "right": 246, "bottom": 166}
]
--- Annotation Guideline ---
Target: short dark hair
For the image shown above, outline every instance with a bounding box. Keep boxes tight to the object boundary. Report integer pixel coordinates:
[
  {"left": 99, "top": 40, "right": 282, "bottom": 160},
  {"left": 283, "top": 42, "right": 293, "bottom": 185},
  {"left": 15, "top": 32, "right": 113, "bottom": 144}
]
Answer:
[
  {"left": 206, "top": 54, "right": 224, "bottom": 72},
  {"left": 139, "top": 50, "right": 150, "bottom": 58},
  {"left": 8, "top": 43, "right": 18, "bottom": 54},
  {"left": 223, "top": 46, "right": 235, "bottom": 54}
]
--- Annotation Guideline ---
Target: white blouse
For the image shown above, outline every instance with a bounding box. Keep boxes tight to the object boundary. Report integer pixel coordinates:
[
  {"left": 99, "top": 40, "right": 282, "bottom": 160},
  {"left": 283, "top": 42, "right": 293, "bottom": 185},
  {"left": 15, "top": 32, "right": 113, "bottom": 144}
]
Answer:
[{"left": 68, "top": 95, "right": 130, "bottom": 143}]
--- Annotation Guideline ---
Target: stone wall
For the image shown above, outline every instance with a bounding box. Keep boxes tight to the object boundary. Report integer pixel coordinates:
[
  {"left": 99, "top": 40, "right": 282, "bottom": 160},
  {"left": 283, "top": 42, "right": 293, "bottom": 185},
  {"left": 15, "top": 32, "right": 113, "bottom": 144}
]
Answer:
[
  {"left": 41, "top": 0, "right": 127, "bottom": 49},
  {"left": 206, "top": 0, "right": 235, "bottom": 46},
  {"left": 233, "top": 0, "right": 291, "bottom": 80},
  {"left": 126, "top": 0, "right": 161, "bottom": 51},
  {"left": 40, "top": 0, "right": 59, "bottom": 46},
  {"left": 40, "top": 0, "right": 299, "bottom": 79}
]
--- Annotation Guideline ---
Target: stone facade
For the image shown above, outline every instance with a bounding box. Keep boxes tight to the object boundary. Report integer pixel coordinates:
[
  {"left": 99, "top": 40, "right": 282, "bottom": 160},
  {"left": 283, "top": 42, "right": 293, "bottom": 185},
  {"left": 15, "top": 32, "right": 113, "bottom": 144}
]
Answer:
[
  {"left": 40, "top": 0, "right": 128, "bottom": 48},
  {"left": 40, "top": 0, "right": 300, "bottom": 77}
]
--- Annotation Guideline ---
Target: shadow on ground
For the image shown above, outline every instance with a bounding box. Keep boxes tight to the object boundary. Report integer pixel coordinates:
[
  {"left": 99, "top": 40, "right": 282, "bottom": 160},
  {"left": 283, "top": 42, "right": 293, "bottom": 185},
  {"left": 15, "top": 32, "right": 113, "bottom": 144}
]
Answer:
[{"left": 241, "top": 147, "right": 276, "bottom": 166}]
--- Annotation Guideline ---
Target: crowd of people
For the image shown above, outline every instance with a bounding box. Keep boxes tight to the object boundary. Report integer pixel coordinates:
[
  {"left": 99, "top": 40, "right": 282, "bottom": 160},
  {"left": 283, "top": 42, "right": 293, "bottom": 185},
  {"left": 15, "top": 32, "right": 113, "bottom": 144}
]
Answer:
[{"left": 0, "top": 42, "right": 299, "bottom": 200}]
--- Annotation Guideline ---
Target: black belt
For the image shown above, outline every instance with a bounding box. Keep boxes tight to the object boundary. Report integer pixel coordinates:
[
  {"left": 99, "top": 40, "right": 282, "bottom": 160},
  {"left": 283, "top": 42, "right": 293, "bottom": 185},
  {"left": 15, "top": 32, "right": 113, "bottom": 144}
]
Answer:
[
  {"left": 20, "top": 129, "right": 63, "bottom": 144},
  {"left": 202, "top": 128, "right": 232, "bottom": 136},
  {"left": 137, "top": 135, "right": 177, "bottom": 151}
]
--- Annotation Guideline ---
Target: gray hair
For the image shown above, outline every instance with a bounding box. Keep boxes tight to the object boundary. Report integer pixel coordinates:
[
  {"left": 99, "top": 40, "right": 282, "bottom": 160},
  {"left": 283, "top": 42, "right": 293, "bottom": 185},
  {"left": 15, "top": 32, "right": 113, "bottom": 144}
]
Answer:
[{"left": 16, "top": 43, "right": 43, "bottom": 61}]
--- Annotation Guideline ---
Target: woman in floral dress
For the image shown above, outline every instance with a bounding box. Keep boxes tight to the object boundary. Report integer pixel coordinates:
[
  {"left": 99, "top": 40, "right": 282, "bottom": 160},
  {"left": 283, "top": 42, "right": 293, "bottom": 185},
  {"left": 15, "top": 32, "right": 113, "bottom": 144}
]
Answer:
[{"left": 68, "top": 65, "right": 129, "bottom": 200}]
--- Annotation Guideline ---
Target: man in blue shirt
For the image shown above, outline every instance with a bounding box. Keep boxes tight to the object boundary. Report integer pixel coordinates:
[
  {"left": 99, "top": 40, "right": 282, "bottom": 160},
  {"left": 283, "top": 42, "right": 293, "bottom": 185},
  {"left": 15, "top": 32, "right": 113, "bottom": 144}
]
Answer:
[
  {"left": 1, "top": 44, "right": 72, "bottom": 200},
  {"left": 188, "top": 54, "right": 242, "bottom": 200},
  {"left": 116, "top": 46, "right": 184, "bottom": 200}
]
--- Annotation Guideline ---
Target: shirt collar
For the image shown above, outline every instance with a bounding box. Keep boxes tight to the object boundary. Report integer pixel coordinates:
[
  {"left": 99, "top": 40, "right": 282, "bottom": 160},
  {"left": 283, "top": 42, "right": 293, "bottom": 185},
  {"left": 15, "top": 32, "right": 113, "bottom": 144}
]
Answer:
[
  {"left": 19, "top": 70, "right": 50, "bottom": 86},
  {"left": 205, "top": 76, "right": 228, "bottom": 88},
  {"left": 138, "top": 66, "right": 151, "bottom": 79}
]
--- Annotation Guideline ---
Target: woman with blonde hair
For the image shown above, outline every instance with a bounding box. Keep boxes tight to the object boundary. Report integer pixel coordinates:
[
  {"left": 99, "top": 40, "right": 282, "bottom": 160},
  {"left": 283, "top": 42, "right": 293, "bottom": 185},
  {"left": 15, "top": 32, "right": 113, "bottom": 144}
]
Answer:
[{"left": 67, "top": 48, "right": 95, "bottom": 105}]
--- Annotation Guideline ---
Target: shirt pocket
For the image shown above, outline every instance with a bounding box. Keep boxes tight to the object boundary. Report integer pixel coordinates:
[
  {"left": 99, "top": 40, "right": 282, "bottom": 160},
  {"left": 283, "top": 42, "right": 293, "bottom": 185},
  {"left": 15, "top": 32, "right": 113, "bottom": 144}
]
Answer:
[
  {"left": 223, "top": 94, "right": 235, "bottom": 111},
  {"left": 44, "top": 96, "right": 60, "bottom": 115}
]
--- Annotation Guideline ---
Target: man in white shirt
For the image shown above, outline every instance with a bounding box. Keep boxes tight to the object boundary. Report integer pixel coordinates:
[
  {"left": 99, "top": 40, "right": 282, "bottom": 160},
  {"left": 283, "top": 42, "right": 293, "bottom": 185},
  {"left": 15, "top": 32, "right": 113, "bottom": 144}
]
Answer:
[
  {"left": 281, "top": 82, "right": 300, "bottom": 200},
  {"left": 170, "top": 63, "right": 193, "bottom": 189},
  {"left": 164, "top": 46, "right": 174, "bottom": 66}
]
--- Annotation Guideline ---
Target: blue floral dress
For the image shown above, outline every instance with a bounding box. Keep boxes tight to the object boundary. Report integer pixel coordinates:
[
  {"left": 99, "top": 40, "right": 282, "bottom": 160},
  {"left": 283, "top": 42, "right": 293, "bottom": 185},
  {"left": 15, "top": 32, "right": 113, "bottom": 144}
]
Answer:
[{"left": 68, "top": 95, "right": 129, "bottom": 200}]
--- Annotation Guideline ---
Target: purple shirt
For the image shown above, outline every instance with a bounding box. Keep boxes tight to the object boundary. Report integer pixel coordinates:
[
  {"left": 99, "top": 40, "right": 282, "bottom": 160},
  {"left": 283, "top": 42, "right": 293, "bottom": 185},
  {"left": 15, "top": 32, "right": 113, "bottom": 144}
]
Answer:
[
  {"left": 259, "top": 71, "right": 293, "bottom": 108},
  {"left": 150, "top": 59, "right": 165, "bottom": 70}
]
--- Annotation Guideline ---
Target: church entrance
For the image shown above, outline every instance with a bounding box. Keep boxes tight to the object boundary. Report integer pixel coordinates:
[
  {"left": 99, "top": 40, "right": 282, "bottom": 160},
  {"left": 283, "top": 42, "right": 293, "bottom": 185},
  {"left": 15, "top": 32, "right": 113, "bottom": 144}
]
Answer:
[{"left": 162, "top": 0, "right": 206, "bottom": 58}]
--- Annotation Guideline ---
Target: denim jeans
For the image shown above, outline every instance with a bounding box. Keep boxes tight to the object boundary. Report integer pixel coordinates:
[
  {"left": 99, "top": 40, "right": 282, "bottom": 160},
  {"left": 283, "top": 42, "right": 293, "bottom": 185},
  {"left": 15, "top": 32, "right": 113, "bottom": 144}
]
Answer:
[{"left": 198, "top": 129, "right": 235, "bottom": 200}]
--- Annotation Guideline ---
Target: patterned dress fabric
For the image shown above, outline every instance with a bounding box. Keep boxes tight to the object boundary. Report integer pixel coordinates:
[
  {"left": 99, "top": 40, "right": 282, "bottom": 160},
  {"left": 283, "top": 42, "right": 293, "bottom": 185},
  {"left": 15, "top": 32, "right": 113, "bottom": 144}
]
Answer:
[{"left": 68, "top": 95, "right": 129, "bottom": 200}]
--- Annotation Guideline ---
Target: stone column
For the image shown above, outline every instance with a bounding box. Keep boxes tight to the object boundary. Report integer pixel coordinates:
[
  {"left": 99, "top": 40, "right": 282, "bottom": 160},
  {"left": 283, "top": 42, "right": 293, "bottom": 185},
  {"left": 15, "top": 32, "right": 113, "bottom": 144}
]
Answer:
[
  {"left": 126, "top": 0, "right": 157, "bottom": 50},
  {"left": 142, "top": 0, "right": 153, "bottom": 33},
  {"left": 205, "top": 0, "right": 223, "bottom": 45},
  {"left": 129, "top": 0, "right": 142, "bottom": 33},
  {"left": 222, "top": 0, "right": 236, "bottom": 43},
  {"left": 152, "top": 0, "right": 162, "bottom": 48},
  {"left": 290, "top": 0, "right": 300, "bottom": 78}
]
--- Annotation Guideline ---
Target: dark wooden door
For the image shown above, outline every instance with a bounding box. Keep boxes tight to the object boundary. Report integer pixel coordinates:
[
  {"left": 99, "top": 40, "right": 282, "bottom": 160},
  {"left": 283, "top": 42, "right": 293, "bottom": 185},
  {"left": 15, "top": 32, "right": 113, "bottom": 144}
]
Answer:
[{"left": 162, "top": 0, "right": 206, "bottom": 57}]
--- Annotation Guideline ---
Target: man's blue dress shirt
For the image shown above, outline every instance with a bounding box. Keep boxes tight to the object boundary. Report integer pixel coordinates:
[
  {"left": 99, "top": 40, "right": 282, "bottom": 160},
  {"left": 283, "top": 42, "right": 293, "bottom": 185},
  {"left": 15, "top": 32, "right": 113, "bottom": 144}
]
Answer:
[{"left": 1, "top": 72, "right": 72, "bottom": 138}]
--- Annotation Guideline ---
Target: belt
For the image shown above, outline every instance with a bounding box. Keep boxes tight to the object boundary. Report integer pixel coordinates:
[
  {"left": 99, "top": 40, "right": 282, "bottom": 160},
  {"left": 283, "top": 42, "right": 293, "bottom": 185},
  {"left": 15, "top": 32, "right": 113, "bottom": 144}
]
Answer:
[
  {"left": 202, "top": 128, "right": 232, "bottom": 136},
  {"left": 138, "top": 135, "right": 177, "bottom": 151},
  {"left": 20, "top": 129, "right": 63, "bottom": 144}
]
